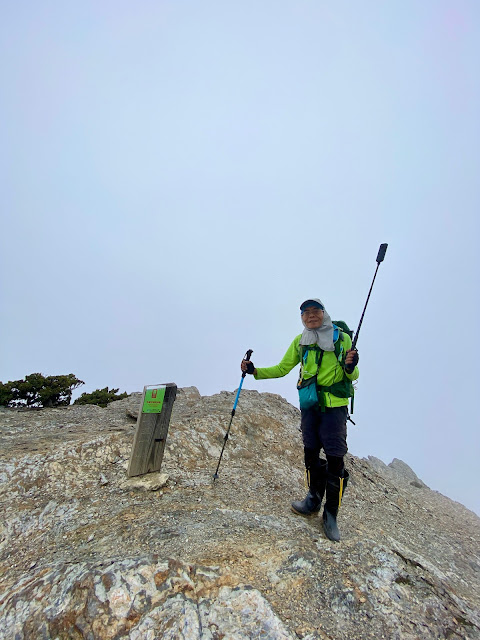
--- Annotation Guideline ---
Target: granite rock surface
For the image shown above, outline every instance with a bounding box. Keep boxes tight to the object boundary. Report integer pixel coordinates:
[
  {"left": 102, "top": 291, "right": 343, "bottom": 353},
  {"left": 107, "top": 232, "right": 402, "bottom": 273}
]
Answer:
[{"left": 1, "top": 387, "right": 479, "bottom": 639}]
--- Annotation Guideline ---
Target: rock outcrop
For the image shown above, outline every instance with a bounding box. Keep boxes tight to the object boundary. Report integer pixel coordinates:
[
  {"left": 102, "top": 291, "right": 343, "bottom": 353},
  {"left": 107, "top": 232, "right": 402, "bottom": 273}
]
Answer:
[
  {"left": 1, "top": 389, "right": 479, "bottom": 639},
  {"left": 367, "top": 456, "right": 429, "bottom": 489}
]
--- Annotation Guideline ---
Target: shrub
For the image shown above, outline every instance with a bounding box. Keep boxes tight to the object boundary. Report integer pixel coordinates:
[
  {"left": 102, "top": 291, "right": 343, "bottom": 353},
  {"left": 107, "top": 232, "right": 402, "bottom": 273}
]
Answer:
[
  {"left": 0, "top": 373, "right": 85, "bottom": 408},
  {"left": 74, "top": 387, "right": 128, "bottom": 408}
]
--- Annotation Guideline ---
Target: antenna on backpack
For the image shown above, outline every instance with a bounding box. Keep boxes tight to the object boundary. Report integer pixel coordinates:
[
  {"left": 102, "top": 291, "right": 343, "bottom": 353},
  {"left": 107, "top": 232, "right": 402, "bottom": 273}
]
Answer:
[{"left": 352, "top": 244, "right": 388, "bottom": 350}]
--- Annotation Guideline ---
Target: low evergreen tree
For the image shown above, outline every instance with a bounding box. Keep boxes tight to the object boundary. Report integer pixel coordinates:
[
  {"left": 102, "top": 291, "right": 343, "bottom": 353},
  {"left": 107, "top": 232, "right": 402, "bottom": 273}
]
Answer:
[
  {"left": 0, "top": 374, "right": 84, "bottom": 408},
  {"left": 74, "top": 387, "right": 128, "bottom": 408}
]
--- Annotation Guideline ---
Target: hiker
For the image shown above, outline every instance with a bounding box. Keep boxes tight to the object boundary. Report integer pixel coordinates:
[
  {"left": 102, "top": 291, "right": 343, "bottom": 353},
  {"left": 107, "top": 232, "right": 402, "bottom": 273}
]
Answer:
[{"left": 241, "top": 298, "right": 359, "bottom": 542}]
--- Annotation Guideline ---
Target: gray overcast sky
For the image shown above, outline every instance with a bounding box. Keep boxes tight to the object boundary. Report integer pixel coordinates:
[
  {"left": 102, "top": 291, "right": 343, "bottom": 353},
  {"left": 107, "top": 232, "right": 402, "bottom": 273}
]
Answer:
[{"left": 1, "top": 1, "right": 479, "bottom": 515}]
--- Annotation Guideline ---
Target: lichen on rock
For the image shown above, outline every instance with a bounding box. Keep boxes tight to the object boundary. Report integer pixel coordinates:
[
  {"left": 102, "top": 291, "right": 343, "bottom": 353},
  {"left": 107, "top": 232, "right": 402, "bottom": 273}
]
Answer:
[{"left": 0, "top": 391, "right": 479, "bottom": 639}]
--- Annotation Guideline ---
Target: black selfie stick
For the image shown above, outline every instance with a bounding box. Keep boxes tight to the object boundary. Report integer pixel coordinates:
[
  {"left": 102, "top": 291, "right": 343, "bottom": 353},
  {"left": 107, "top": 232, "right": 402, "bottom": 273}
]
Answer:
[{"left": 352, "top": 243, "right": 388, "bottom": 350}]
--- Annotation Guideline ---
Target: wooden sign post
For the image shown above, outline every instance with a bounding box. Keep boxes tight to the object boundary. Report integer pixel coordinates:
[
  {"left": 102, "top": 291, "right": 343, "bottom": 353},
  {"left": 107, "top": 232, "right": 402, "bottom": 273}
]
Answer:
[{"left": 127, "top": 383, "right": 177, "bottom": 477}]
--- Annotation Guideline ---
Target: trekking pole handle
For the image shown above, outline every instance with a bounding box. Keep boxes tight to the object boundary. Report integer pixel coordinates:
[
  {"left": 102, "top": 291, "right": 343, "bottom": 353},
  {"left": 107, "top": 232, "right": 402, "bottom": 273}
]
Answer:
[{"left": 242, "top": 349, "right": 254, "bottom": 378}]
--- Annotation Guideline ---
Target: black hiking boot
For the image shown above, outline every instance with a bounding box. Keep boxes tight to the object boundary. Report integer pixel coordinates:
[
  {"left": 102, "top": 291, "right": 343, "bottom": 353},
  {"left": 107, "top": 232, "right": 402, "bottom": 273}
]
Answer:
[
  {"left": 291, "top": 458, "right": 327, "bottom": 516},
  {"left": 322, "top": 508, "right": 340, "bottom": 541},
  {"left": 291, "top": 491, "right": 322, "bottom": 516},
  {"left": 322, "top": 470, "right": 349, "bottom": 542}
]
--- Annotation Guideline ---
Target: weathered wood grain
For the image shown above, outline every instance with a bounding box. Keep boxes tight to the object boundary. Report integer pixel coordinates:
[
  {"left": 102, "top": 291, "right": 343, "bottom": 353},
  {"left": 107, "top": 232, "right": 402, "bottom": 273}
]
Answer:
[{"left": 127, "top": 383, "right": 177, "bottom": 477}]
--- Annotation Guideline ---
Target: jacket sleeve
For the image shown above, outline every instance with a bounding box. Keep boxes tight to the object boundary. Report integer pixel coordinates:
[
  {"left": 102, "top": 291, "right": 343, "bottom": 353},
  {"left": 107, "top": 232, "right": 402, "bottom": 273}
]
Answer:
[{"left": 254, "top": 337, "right": 301, "bottom": 380}]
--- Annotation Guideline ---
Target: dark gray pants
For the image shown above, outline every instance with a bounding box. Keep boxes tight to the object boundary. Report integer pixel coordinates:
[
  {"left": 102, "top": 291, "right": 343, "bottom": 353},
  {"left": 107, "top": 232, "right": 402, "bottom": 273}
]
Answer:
[{"left": 300, "top": 405, "right": 348, "bottom": 475}]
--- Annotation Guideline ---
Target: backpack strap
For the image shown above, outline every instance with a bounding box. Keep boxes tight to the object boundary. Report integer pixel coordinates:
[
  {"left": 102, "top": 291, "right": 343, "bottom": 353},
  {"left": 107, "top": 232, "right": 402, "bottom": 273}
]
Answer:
[
  {"left": 323, "top": 328, "right": 355, "bottom": 412},
  {"left": 298, "top": 344, "right": 324, "bottom": 386},
  {"left": 334, "top": 328, "right": 343, "bottom": 361}
]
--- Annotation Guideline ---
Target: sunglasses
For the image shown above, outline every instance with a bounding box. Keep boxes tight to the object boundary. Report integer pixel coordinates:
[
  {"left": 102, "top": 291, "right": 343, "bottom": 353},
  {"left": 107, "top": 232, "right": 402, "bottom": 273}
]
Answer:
[{"left": 301, "top": 308, "right": 324, "bottom": 316}]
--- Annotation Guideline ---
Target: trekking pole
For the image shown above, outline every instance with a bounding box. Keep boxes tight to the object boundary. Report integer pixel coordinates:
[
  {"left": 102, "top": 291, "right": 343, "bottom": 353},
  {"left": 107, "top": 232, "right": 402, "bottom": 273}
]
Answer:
[
  {"left": 213, "top": 349, "right": 253, "bottom": 481},
  {"left": 352, "top": 243, "right": 388, "bottom": 349}
]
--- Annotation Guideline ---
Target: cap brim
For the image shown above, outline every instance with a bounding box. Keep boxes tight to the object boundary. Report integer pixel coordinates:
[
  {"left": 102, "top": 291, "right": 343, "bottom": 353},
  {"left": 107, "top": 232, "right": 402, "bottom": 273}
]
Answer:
[{"left": 300, "top": 300, "right": 324, "bottom": 311}]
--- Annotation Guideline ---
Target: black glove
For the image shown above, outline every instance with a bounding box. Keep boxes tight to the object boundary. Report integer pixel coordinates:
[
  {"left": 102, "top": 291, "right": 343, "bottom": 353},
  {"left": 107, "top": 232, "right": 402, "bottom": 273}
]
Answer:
[
  {"left": 245, "top": 360, "right": 255, "bottom": 374},
  {"left": 344, "top": 350, "right": 359, "bottom": 374}
]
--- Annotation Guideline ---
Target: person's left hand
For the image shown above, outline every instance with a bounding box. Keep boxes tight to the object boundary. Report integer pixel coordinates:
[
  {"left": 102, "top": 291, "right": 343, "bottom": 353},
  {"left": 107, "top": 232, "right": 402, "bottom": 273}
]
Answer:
[{"left": 345, "top": 349, "right": 359, "bottom": 373}]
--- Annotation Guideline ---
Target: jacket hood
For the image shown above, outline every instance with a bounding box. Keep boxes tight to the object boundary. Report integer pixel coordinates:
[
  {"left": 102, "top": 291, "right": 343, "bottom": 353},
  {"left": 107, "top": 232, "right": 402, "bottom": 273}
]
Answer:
[{"left": 299, "top": 298, "right": 335, "bottom": 351}]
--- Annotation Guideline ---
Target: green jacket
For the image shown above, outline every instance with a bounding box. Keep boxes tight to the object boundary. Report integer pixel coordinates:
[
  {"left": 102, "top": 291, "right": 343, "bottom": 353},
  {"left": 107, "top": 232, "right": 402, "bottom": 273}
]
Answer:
[{"left": 254, "top": 330, "right": 359, "bottom": 409}]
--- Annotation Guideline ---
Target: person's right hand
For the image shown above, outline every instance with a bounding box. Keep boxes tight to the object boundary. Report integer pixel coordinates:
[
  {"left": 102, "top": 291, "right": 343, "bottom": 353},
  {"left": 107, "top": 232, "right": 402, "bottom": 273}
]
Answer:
[
  {"left": 344, "top": 349, "right": 359, "bottom": 374},
  {"left": 241, "top": 360, "right": 256, "bottom": 375}
]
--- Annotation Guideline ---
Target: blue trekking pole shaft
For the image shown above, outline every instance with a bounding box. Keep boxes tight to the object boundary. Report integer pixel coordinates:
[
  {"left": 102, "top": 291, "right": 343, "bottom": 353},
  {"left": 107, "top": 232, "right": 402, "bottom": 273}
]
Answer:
[
  {"left": 232, "top": 375, "right": 246, "bottom": 412},
  {"left": 352, "top": 243, "right": 388, "bottom": 350},
  {"left": 213, "top": 349, "right": 253, "bottom": 481}
]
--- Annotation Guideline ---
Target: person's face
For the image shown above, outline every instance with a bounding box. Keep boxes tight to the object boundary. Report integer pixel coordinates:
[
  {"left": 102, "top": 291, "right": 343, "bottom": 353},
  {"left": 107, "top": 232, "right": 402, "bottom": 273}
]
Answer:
[{"left": 301, "top": 306, "right": 324, "bottom": 329}]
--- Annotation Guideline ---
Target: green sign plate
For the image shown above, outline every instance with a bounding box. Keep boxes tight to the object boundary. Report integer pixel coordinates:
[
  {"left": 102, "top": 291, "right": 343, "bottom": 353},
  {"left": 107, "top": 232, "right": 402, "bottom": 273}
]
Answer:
[{"left": 142, "top": 385, "right": 166, "bottom": 414}]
